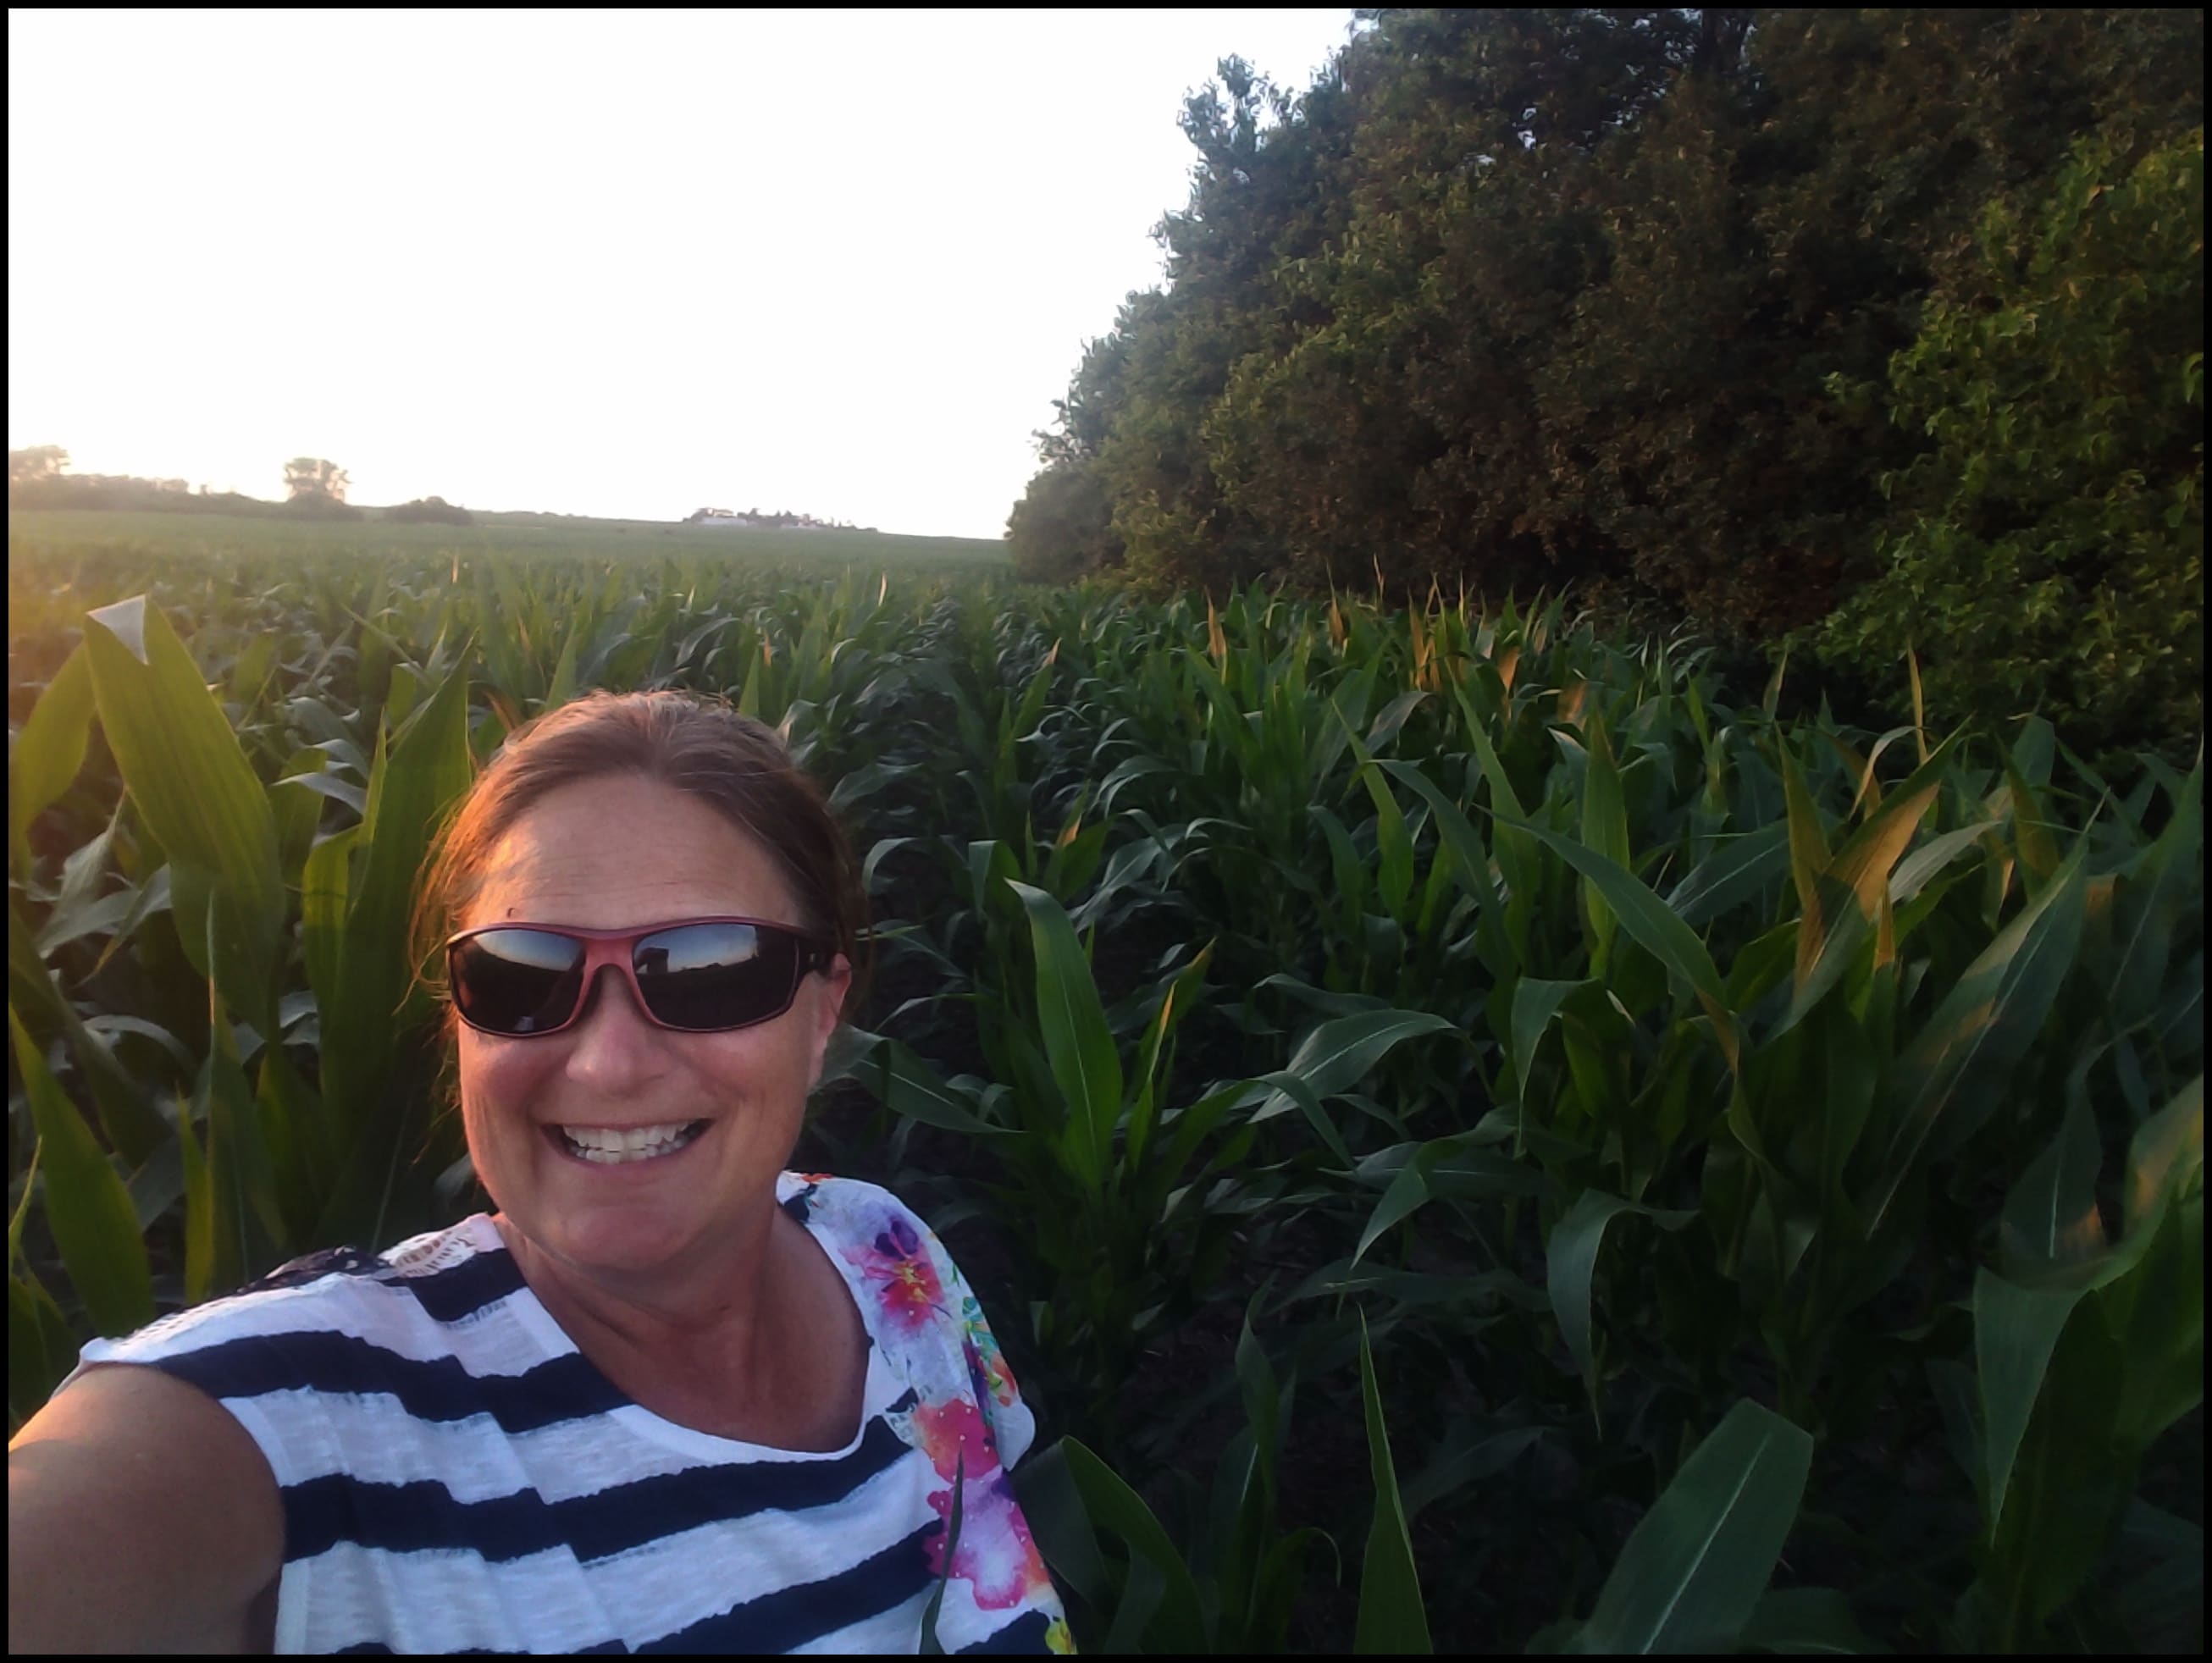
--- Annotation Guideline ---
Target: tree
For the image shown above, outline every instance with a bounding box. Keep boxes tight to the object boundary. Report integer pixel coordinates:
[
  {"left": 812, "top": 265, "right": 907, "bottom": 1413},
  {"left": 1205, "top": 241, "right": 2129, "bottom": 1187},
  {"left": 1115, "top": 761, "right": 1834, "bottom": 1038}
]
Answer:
[
  {"left": 284, "top": 458, "right": 351, "bottom": 504},
  {"left": 9, "top": 445, "right": 69, "bottom": 489},
  {"left": 1803, "top": 126, "right": 2204, "bottom": 769}
]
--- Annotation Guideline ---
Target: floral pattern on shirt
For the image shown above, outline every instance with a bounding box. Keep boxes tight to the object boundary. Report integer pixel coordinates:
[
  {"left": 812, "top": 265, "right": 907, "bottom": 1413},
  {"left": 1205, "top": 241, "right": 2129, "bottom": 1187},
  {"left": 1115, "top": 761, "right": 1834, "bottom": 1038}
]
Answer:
[
  {"left": 912, "top": 1398, "right": 1055, "bottom": 1611},
  {"left": 787, "top": 1174, "right": 1075, "bottom": 1653},
  {"left": 841, "top": 1213, "right": 950, "bottom": 1336}
]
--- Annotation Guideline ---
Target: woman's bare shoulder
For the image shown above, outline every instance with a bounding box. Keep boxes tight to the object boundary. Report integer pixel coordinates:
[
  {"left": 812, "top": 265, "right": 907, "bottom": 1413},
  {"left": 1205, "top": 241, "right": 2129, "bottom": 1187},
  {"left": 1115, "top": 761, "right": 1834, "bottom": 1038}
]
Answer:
[{"left": 8, "top": 1362, "right": 284, "bottom": 1653}]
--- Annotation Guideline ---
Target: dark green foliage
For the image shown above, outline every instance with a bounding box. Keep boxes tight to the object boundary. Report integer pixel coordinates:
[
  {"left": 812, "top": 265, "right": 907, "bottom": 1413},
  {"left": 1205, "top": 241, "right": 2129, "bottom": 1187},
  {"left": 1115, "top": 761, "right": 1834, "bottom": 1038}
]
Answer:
[
  {"left": 384, "top": 496, "right": 475, "bottom": 527},
  {"left": 1804, "top": 127, "right": 2204, "bottom": 773},
  {"left": 1011, "top": 7, "right": 2205, "bottom": 757}
]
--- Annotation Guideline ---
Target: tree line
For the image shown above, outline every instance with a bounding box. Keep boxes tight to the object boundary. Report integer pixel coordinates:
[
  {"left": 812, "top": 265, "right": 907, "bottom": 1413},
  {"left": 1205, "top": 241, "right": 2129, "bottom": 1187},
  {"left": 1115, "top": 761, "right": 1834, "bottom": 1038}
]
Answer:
[
  {"left": 8, "top": 450, "right": 473, "bottom": 525},
  {"left": 1009, "top": 8, "right": 2203, "bottom": 765}
]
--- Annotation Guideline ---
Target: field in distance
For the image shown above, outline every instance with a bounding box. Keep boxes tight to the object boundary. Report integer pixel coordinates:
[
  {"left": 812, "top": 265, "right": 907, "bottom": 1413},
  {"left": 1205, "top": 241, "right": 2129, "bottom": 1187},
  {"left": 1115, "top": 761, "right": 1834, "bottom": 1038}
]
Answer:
[{"left": 6, "top": 509, "right": 1011, "bottom": 576}]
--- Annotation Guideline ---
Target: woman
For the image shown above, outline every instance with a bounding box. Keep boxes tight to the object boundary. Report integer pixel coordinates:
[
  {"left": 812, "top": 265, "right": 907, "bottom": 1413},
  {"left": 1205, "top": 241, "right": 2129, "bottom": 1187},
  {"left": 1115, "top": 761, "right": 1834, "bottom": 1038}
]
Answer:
[{"left": 8, "top": 690, "right": 1073, "bottom": 1655}]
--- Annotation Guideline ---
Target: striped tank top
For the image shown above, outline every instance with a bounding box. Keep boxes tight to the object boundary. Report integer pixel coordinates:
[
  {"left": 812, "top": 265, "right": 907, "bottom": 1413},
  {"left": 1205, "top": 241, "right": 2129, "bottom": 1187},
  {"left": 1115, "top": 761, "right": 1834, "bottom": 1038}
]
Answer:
[{"left": 61, "top": 1172, "right": 1074, "bottom": 1654}]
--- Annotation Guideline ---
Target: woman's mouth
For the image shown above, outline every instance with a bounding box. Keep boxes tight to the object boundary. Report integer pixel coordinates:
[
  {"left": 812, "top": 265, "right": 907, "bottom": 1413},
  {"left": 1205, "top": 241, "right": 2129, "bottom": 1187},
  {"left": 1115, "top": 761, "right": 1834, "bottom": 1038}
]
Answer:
[{"left": 545, "top": 1119, "right": 711, "bottom": 1167}]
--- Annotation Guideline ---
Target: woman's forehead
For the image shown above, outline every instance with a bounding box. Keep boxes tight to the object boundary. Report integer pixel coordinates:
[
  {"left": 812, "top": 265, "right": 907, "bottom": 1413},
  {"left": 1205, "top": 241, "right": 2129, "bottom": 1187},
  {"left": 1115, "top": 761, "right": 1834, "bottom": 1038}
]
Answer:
[{"left": 466, "top": 777, "right": 799, "bottom": 926}]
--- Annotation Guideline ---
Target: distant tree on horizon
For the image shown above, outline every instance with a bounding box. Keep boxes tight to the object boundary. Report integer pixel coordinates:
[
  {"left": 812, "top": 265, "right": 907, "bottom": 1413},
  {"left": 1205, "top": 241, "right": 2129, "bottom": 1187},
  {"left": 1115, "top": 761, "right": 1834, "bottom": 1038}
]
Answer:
[
  {"left": 284, "top": 457, "right": 351, "bottom": 505},
  {"left": 10, "top": 445, "right": 70, "bottom": 489}
]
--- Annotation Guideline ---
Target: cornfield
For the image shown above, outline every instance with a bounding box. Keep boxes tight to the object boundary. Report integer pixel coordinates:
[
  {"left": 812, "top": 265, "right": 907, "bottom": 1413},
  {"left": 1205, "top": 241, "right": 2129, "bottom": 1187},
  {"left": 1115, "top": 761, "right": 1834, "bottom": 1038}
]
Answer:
[{"left": 8, "top": 539, "right": 2204, "bottom": 1654}]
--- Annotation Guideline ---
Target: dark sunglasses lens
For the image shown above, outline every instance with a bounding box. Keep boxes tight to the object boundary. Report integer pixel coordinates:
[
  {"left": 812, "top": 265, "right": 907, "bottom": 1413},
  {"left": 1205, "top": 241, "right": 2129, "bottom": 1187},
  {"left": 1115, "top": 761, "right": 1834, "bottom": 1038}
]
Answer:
[
  {"left": 451, "top": 931, "right": 586, "bottom": 1036},
  {"left": 633, "top": 923, "right": 800, "bottom": 1031}
]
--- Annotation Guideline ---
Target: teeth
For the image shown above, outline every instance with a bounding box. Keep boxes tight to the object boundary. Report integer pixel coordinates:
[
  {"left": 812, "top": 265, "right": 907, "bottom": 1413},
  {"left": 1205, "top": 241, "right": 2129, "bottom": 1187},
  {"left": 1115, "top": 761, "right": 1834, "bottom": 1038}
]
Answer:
[{"left": 557, "top": 1121, "right": 702, "bottom": 1163}]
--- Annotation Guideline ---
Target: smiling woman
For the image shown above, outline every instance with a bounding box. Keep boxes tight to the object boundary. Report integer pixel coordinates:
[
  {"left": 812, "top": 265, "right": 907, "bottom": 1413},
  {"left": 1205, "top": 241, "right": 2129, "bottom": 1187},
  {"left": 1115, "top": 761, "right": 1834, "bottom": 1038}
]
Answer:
[{"left": 7, "top": 691, "right": 1072, "bottom": 1655}]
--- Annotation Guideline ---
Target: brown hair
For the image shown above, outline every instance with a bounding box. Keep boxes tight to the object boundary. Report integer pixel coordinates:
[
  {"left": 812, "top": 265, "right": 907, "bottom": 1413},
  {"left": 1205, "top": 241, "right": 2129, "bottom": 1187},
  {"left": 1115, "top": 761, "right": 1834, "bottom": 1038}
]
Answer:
[{"left": 412, "top": 690, "right": 871, "bottom": 1030}]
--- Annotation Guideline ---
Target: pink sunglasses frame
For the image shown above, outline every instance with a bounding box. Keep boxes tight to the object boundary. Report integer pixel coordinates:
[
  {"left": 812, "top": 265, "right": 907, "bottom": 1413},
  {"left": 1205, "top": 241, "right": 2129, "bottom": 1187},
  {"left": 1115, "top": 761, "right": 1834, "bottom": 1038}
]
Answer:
[{"left": 444, "top": 915, "right": 836, "bottom": 1037}]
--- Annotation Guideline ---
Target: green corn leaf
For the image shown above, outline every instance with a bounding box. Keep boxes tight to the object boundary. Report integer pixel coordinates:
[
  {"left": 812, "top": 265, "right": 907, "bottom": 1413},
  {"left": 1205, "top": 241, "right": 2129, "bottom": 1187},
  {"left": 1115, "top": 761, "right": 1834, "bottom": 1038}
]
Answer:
[
  {"left": 1009, "top": 1440, "right": 1112, "bottom": 1615},
  {"left": 1999, "top": 1102, "right": 2106, "bottom": 1277},
  {"left": 301, "top": 826, "right": 358, "bottom": 1027},
  {"left": 1511, "top": 978, "right": 1588, "bottom": 1109},
  {"left": 918, "top": 1449, "right": 965, "bottom": 1655},
  {"left": 1337, "top": 709, "right": 1415, "bottom": 919},
  {"left": 1258, "top": 1008, "right": 1459, "bottom": 1123},
  {"left": 1974, "top": 1268, "right": 2084, "bottom": 1536},
  {"left": 1059, "top": 1436, "right": 1207, "bottom": 1653},
  {"left": 18, "top": 903, "right": 172, "bottom": 1170},
  {"left": 1547, "top": 1190, "right": 1697, "bottom": 1423},
  {"left": 1581, "top": 712, "right": 1630, "bottom": 970},
  {"left": 1008, "top": 881, "right": 1123, "bottom": 1192},
  {"left": 324, "top": 656, "right": 473, "bottom": 1135},
  {"left": 1355, "top": 1312, "right": 1432, "bottom": 1654},
  {"left": 1496, "top": 812, "right": 1739, "bottom": 1075},
  {"left": 83, "top": 596, "right": 285, "bottom": 1038},
  {"left": 1665, "top": 823, "right": 1789, "bottom": 930},
  {"left": 849, "top": 1030, "right": 1001, "bottom": 1138},
  {"left": 2123, "top": 1073, "right": 2202, "bottom": 1240},
  {"left": 2107, "top": 756, "right": 2201, "bottom": 1027},
  {"left": 540, "top": 612, "right": 584, "bottom": 715},
  {"left": 11, "top": 1270, "right": 80, "bottom": 1432},
  {"left": 1737, "top": 1587, "right": 1889, "bottom": 1655},
  {"left": 2002, "top": 752, "right": 2062, "bottom": 891},
  {"left": 1352, "top": 1135, "right": 1544, "bottom": 1267},
  {"left": 1568, "top": 1399, "right": 1813, "bottom": 1654},
  {"left": 1375, "top": 760, "right": 1498, "bottom": 915},
  {"left": 9, "top": 643, "right": 96, "bottom": 880},
  {"left": 8, "top": 1008, "right": 152, "bottom": 1338},
  {"left": 1249, "top": 1067, "right": 1354, "bottom": 1169},
  {"left": 1888, "top": 820, "right": 2003, "bottom": 909},
  {"left": 1864, "top": 845, "right": 2089, "bottom": 1236}
]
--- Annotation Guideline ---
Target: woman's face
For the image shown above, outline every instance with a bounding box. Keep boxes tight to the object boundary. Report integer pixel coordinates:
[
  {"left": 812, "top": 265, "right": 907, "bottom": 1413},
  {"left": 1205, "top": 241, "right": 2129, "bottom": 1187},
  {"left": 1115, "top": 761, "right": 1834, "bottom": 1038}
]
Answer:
[{"left": 455, "top": 773, "right": 850, "bottom": 1283}]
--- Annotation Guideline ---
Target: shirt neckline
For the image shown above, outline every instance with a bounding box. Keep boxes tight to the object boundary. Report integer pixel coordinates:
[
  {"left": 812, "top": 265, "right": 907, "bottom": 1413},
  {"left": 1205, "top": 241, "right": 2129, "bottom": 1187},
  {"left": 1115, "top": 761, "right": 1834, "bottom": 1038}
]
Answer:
[{"left": 454, "top": 1186, "right": 891, "bottom": 1461}]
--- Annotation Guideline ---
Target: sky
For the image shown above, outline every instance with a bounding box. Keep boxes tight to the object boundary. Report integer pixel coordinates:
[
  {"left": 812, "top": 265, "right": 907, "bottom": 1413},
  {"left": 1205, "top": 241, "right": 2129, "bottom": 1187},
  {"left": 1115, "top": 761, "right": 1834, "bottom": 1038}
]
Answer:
[{"left": 8, "top": 8, "right": 1362, "bottom": 539}]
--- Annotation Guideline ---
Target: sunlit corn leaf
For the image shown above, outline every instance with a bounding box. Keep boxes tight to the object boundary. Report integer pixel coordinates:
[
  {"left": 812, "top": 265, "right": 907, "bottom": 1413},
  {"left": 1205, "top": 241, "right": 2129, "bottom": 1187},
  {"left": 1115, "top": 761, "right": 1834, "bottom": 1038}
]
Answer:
[
  {"left": 83, "top": 595, "right": 285, "bottom": 1037},
  {"left": 1355, "top": 1312, "right": 1432, "bottom": 1655},
  {"left": 2001, "top": 753, "right": 2062, "bottom": 892},
  {"left": 10, "top": 1270, "right": 80, "bottom": 1434},
  {"left": 1888, "top": 819, "right": 2001, "bottom": 908},
  {"left": 8, "top": 1008, "right": 152, "bottom": 1337},
  {"left": 1566, "top": 1399, "right": 1813, "bottom": 1654},
  {"left": 1799, "top": 740, "right": 1955, "bottom": 991},
  {"left": 8, "top": 642, "right": 95, "bottom": 879}
]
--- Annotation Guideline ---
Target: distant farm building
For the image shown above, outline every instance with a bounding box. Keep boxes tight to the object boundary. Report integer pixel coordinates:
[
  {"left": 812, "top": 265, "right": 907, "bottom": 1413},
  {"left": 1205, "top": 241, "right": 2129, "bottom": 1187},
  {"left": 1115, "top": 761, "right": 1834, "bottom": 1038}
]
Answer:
[{"left": 686, "top": 506, "right": 845, "bottom": 531}]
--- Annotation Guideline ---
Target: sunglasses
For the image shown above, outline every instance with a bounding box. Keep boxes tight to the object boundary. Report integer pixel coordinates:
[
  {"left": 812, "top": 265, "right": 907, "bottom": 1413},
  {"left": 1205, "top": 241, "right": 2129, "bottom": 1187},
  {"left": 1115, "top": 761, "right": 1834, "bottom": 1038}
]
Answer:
[{"left": 445, "top": 917, "right": 836, "bottom": 1038}]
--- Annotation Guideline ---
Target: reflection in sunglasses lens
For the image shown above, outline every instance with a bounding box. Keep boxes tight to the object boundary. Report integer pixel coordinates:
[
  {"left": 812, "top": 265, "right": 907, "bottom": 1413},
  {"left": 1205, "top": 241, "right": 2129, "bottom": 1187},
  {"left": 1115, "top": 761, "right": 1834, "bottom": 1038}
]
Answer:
[
  {"left": 634, "top": 923, "right": 793, "bottom": 1030},
  {"left": 454, "top": 931, "right": 585, "bottom": 1035}
]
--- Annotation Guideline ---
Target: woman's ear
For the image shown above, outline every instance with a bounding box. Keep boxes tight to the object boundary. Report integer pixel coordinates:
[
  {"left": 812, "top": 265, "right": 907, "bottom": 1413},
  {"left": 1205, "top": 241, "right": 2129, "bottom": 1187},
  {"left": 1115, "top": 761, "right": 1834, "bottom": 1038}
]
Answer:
[{"left": 807, "top": 954, "right": 854, "bottom": 1089}]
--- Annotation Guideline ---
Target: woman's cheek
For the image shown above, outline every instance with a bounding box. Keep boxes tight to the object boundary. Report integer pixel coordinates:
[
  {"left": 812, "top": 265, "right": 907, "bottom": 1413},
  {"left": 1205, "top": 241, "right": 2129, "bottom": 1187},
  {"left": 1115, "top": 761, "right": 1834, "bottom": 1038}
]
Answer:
[{"left": 458, "top": 1033, "right": 560, "bottom": 1142}]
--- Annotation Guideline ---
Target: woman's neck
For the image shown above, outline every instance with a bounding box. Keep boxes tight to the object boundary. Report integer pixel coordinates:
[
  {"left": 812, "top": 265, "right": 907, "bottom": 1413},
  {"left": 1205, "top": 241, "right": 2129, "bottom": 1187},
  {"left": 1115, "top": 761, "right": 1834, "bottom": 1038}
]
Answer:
[{"left": 491, "top": 1205, "right": 799, "bottom": 1406}]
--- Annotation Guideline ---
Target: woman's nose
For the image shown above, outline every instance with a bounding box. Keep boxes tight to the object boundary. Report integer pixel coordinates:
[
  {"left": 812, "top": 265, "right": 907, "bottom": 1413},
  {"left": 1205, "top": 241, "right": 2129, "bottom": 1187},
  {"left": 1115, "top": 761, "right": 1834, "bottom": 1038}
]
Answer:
[{"left": 561, "top": 965, "right": 669, "bottom": 1082}]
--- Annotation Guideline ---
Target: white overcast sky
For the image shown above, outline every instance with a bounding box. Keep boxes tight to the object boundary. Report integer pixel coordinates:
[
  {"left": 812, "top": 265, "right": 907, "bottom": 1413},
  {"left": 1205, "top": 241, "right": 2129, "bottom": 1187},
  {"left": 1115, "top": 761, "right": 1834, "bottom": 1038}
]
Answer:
[{"left": 8, "top": 8, "right": 1361, "bottom": 538}]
